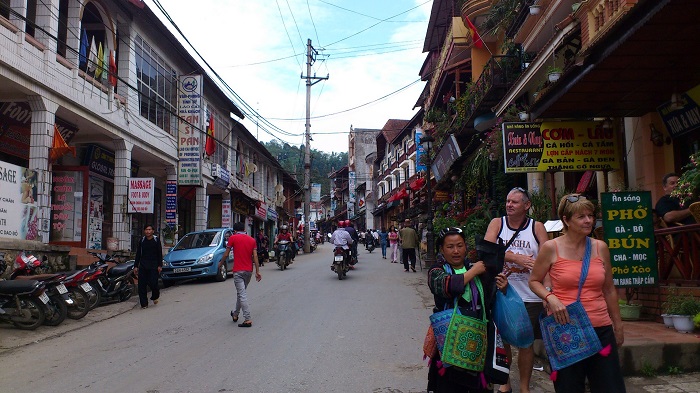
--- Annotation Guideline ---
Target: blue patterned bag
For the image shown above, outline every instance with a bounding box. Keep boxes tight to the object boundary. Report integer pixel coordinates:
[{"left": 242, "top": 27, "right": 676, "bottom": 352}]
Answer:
[
  {"left": 429, "top": 304, "right": 452, "bottom": 357},
  {"left": 539, "top": 237, "right": 602, "bottom": 371}
]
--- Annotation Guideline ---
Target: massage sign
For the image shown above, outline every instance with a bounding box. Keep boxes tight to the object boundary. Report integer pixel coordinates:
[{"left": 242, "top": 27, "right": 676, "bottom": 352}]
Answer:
[
  {"left": 501, "top": 121, "right": 620, "bottom": 173},
  {"left": 601, "top": 192, "right": 659, "bottom": 287}
]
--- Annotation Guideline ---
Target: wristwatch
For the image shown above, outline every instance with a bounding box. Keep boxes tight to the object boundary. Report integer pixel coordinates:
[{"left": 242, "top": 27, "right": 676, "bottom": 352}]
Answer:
[{"left": 545, "top": 286, "right": 552, "bottom": 293}]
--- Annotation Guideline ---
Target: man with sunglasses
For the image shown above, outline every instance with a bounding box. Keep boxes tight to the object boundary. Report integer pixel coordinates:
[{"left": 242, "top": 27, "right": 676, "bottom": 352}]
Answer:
[{"left": 484, "top": 187, "right": 549, "bottom": 393}]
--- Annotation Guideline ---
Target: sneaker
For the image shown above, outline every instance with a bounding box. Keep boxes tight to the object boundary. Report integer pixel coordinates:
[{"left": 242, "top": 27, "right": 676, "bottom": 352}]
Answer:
[{"left": 230, "top": 310, "right": 239, "bottom": 322}]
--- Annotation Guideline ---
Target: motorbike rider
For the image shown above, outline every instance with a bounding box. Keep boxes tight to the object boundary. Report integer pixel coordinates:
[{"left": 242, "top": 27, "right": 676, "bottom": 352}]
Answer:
[
  {"left": 255, "top": 230, "right": 269, "bottom": 267},
  {"left": 331, "top": 221, "right": 354, "bottom": 267},
  {"left": 274, "top": 225, "right": 295, "bottom": 262},
  {"left": 344, "top": 220, "right": 359, "bottom": 264}
]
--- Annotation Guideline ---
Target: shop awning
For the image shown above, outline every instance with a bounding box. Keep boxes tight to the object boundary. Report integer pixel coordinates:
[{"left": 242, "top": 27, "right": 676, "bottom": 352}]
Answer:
[{"left": 409, "top": 177, "right": 426, "bottom": 191}]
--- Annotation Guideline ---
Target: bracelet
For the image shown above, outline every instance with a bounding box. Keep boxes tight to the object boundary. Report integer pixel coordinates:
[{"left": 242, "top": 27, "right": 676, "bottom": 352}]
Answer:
[{"left": 545, "top": 293, "right": 556, "bottom": 303}]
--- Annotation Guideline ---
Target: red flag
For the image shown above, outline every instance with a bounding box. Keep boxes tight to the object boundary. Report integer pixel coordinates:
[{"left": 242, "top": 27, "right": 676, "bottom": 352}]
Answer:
[
  {"left": 464, "top": 17, "right": 484, "bottom": 49},
  {"left": 49, "top": 125, "right": 76, "bottom": 163},
  {"left": 108, "top": 50, "right": 117, "bottom": 87},
  {"left": 205, "top": 113, "right": 216, "bottom": 156}
]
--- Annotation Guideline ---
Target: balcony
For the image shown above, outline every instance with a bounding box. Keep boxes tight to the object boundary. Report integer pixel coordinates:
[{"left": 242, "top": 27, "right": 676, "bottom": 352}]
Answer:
[
  {"left": 426, "top": 17, "right": 472, "bottom": 109},
  {"left": 654, "top": 224, "right": 700, "bottom": 284}
]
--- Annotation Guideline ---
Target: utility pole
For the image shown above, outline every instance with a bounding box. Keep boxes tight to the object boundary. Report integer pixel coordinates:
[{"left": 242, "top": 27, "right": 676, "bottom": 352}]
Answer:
[{"left": 301, "top": 38, "right": 328, "bottom": 253}]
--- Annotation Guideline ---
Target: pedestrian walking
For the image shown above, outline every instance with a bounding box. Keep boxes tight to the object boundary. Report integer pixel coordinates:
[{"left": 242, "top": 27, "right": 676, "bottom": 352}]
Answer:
[
  {"left": 134, "top": 224, "right": 163, "bottom": 309},
  {"left": 388, "top": 225, "right": 399, "bottom": 263},
  {"left": 379, "top": 228, "right": 388, "bottom": 259},
  {"left": 484, "top": 187, "right": 549, "bottom": 393},
  {"left": 219, "top": 221, "right": 261, "bottom": 327},
  {"left": 399, "top": 219, "right": 419, "bottom": 272}
]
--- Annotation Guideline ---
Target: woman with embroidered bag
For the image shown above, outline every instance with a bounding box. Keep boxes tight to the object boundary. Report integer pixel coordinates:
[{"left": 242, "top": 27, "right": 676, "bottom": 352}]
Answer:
[
  {"left": 529, "top": 194, "right": 626, "bottom": 392},
  {"left": 427, "top": 227, "right": 509, "bottom": 393}
]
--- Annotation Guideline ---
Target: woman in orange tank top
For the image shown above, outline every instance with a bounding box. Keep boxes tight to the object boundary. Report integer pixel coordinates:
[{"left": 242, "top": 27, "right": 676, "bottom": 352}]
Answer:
[{"left": 529, "top": 194, "right": 626, "bottom": 393}]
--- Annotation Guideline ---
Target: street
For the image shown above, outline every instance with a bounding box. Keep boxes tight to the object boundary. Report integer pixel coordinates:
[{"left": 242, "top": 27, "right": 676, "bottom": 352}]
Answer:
[{"left": 0, "top": 243, "right": 431, "bottom": 393}]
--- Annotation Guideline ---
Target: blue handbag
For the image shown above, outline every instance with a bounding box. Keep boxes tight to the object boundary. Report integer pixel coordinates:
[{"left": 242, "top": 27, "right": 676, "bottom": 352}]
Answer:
[{"left": 539, "top": 237, "right": 602, "bottom": 371}]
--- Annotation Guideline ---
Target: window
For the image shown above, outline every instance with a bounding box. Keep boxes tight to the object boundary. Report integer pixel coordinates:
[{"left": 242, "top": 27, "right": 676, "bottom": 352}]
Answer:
[
  {"left": 208, "top": 110, "right": 228, "bottom": 168},
  {"left": 1, "top": 0, "right": 11, "bottom": 19},
  {"left": 395, "top": 173, "right": 401, "bottom": 187},
  {"left": 57, "top": 0, "right": 68, "bottom": 57},
  {"left": 135, "top": 35, "right": 178, "bottom": 135},
  {"left": 387, "top": 178, "right": 392, "bottom": 191},
  {"left": 404, "top": 166, "right": 409, "bottom": 183},
  {"left": 25, "top": 0, "right": 36, "bottom": 37}
]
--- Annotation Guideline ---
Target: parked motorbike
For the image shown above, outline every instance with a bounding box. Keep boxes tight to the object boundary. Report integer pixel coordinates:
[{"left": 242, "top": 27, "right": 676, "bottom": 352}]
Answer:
[
  {"left": 87, "top": 253, "right": 135, "bottom": 305},
  {"left": 0, "top": 254, "right": 48, "bottom": 330},
  {"left": 276, "top": 240, "right": 292, "bottom": 270},
  {"left": 309, "top": 238, "right": 317, "bottom": 253},
  {"left": 10, "top": 252, "right": 73, "bottom": 326},
  {"left": 331, "top": 247, "right": 349, "bottom": 280}
]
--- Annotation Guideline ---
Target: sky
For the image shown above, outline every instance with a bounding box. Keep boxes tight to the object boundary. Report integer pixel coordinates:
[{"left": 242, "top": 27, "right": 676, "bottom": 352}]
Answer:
[{"left": 150, "top": 0, "right": 432, "bottom": 153}]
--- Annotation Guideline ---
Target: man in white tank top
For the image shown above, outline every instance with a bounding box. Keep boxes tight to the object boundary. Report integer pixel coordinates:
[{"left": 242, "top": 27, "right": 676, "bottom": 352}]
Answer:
[{"left": 484, "top": 187, "right": 549, "bottom": 393}]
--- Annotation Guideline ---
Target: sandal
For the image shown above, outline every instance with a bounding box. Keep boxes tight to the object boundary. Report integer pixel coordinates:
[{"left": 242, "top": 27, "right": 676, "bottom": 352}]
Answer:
[
  {"left": 230, "top": 311, "right": 238, "bottom": 322},
  {"left": 238, "top": 321, "right": 252, "bottom": 327}
]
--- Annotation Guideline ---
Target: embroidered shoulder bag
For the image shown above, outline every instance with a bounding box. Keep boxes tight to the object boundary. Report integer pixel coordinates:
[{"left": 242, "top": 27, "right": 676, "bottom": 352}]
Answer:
[{"left": 441, "top": 276, "right": 487, "bottom": 371}]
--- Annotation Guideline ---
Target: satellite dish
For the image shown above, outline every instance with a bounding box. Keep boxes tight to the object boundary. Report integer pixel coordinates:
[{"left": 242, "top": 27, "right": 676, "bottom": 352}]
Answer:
[
  {"left": 251, "top": 164, "right": 258, "bottom": 173},
  {"left": 278, "top": 195, "right": 287, "bottom": 203},
  {"left": 275, "top": 184, "right": 284, "bottom": 192}
]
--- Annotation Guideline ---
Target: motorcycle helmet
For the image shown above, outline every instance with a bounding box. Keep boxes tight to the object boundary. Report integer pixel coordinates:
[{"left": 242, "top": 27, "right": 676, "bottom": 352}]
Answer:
[
  {"left": 338, "top": 220, "right": 345, "bottom": 228},
  {"left": 345, "top": 220, "right": 353, "bottom": 227},
  {"left": 280, "top": 225, "right": 288, "bottom": 231}
]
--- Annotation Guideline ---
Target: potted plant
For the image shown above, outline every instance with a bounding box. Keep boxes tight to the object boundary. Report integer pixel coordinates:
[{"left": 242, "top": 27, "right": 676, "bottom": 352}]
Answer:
[
  {"left": 662, "top": 289, "right": 682, "bottom": 327},
  {"left": 671, "top": 152, "right": 700, "bottom": 210},
  {"left": 162, "top": 224, "right": 178, "bottom": 246},
  {"left": 546, "top": 65, "right": 563, "bottom": 82},
  {"left": 672, "top": 295, "right": 700, "bottom": 333},
  {"left": 619, "top": 288, "right": 642, "bottom": 321}
]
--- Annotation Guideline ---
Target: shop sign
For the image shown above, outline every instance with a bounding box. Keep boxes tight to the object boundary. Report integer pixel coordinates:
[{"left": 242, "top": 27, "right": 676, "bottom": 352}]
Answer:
[
  {"left": 431, "top": 134, "right": 462, "bottom": 182},
  {"left": 434, "top": 191, "right": 450, "bottom": 202},
  {"left": 231, "top": 197, "right": 250, "bottom": 215},
  {"left": 128, "top": 178, "right": 155, "bottom": 214},
  {"left": 83, "top": 145, "right": 139, "bottom": 180},
  {"left": 211, "top": 164, "right": 230, "bottom": 190},
  {"left": 657, "top": 84, "right": 700, "bottom": 139},
  {"left": 267, "top": 206, "right": 278, "bottom": 221},
  {"left": 255, "top": 201, "right": 267, "bottom": 220},
  {"left": 165, "top": 180, "right": 177, "bottom": 226},
  {"left": 178, "top": 75, "right": 203, "bottom": 186},
  {"left": 0, "top": 102, "right": 78, "bottom": 160},
  {"left": 601, "top": 191, "right": 658, "bottom": 287},
  {"left": 50, "top": 170, "right": 84, "bottom": 243},
  {"left": 222, "top": 199, "right": 231, "bottom": 228},
  {"left": 0, "top": 160, "right": 39, "bottom": 240},
  {"left": 348, "top": 171, "right": 356, "bottom": 203},
  {"left": 502, "top": 121, "right": 619, "bottom": 173}
]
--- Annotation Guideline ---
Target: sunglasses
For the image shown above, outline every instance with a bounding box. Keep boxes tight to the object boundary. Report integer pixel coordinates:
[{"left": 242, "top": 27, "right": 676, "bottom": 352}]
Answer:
[
  {"left": 565, "top": 194, "right": 587, "bottom": 203},
  {"left": 511, "top": 187, "right": 530, "bottom": 200}
]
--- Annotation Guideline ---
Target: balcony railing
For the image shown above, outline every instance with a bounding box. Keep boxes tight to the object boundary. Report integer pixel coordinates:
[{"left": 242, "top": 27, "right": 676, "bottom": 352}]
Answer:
[
  {"left": 460, "top": 55, "right": 521, "bottom": 126},
  {"left": 654, "top": 224, "right": 700, "bottom": 284}
]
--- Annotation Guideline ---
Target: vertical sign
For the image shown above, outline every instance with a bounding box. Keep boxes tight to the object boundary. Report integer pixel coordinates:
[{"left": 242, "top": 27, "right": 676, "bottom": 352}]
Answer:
[
  {"left": 128, "top": 178, "right": 155, "bottom": 213},
  {"left": 178, "top": 75, "right": 203, "bottom": 185},
  {"left": 88, "top": 177, "right": 104, "bottom": 249},
  {"left": 0, "top": 161, "right": 39, "bottom": 240},
  {"left": 348, "top": 171, "right": 356, "bottom": 219},
  {"left": 165, "top": 180, "right": 177, "bottom": 227},
  {"left": 221, "top": 199, "right": 231, "bottom": 228},
  {"left": 415, "top": 127, "right": 426, "bottom": 172},
  {"left": 50, "top": 170, "right": 84, "bottom": 243},
  {"left": 311, "top": 183, "right": 321, "bottom": 202},
  {"left": 601, "top": 191, "right": 658, "bottom": 287}
]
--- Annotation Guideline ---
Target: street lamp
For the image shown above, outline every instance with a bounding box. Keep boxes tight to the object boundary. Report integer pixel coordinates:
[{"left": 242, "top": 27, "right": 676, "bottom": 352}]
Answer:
[{"left": 420, "top": 135, "right": 436, "bottom": 266}]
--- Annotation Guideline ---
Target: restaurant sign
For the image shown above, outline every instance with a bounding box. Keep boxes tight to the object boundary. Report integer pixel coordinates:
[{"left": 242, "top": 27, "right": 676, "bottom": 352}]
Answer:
[
  {"left": 502, "top": 121, "right": 619, "bottom": 173},
  {"left": 601, "top": 191, "right": 658, "bottom": 287}
]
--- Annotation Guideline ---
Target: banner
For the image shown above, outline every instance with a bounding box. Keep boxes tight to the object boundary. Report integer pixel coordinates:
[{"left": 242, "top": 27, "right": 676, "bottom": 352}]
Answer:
[
  {"left": 128, "top": 178, "right": 155, "bottom": 213},
  {"left": 415, "top": 127, "right": 427, "bottom": 172},
  {"left": 348, "top": 172, "right": 356, "bottom": 203},
  {"left": 311, "top": 183, "right": 321, "bottom": 202},
  {"left": 221, "top": 199, "right": 231, "bottom": 228},
  {"left": 432, "top": 134, "right": 461, "bottom": 181},
  {"left": 601, "top": 191, "right": 658, "bottom": 287},
  {"left": 0, "top": 161, "right": 39, "bottom": 240},
  {"left": 502, "top": 121, "right": 620, "bottom": 173},
  {"left": 178, "top": 75, "right": 203, "bottom": 185}
]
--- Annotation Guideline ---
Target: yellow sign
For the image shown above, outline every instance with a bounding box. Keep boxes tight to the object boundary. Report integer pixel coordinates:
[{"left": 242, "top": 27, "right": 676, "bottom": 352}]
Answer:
[{"left": 502, "top": 121, "right": 620, "bottom": 173}]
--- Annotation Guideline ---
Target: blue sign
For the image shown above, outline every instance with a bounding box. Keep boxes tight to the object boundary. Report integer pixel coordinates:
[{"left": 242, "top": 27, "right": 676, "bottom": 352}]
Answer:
[
  {"left": 415, "top": 128, "right": 426, "bottom": 172},
  {"left": 165, "top": 180, "right": 177, "bottom": 226}
]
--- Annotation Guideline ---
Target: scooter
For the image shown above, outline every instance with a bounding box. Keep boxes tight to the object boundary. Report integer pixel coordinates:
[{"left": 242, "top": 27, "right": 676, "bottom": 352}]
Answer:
[
  {"left": 0, "top": 253, "right": 49, "bottom": 330},
  {"left": 276, "top": 240, "right": 292, "bottom": 270},
  {"left": 87, "top": 253, "right": 135, "bottom": 305},
  {"left": 257, "top": 247, "right": 269, "bottom": 267},
  {"left": 9, "top": 252, "right": 73, "bottom": 326},
  {"left": 366, "top": 239, "right": 376, "bottom": 253},
  {"left": 331, "top": 246, "right": 349, "bottom": 280}
]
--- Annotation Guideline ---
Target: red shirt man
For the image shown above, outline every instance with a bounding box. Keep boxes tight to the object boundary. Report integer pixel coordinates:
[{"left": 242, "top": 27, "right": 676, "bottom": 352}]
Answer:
[{"left": 226, "top": 230, "right": 260, "bottom": 275}]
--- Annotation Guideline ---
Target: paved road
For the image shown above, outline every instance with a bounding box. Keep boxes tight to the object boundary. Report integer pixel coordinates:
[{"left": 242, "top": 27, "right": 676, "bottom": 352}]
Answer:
[{"left": 0, "top": 244, "right": 431, "bottom": 393}]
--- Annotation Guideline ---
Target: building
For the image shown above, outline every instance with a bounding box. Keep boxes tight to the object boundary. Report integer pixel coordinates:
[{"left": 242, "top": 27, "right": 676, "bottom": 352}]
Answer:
[
  {"left": 348, "top": 126, "right": 380, "bottom": 230},
  {"left": 0, "top": 0, "right": 298, "bottom": 264}
]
